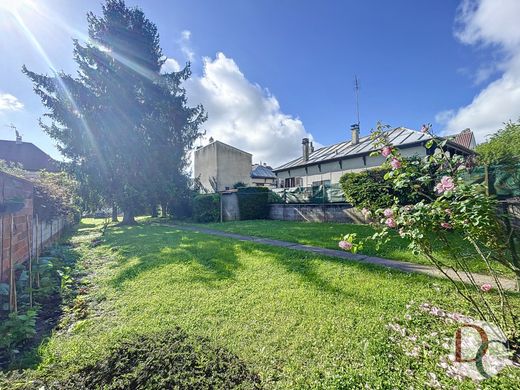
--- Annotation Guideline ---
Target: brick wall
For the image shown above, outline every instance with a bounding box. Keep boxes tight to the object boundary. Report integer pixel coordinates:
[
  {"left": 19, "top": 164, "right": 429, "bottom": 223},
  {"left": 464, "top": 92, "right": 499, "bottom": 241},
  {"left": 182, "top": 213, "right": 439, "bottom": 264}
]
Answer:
[{"left": 0, "top": 172, "right": 67, "bottom": 283}]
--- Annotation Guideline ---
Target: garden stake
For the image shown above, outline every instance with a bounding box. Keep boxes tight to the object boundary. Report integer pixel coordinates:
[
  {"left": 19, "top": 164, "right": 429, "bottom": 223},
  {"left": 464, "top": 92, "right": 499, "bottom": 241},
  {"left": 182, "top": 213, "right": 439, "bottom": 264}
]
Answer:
[
  {"left": 9, "top": 214, "right": 17, "bottom": 313},
  {"left": 0, "top": 215, "right": 3, "bottom": 283},
  {"left": 26, "top": 215, "right": 33, "bottom": 308},
  {"left": 35, "top": 214, "right": 40, "bottom": 288}
]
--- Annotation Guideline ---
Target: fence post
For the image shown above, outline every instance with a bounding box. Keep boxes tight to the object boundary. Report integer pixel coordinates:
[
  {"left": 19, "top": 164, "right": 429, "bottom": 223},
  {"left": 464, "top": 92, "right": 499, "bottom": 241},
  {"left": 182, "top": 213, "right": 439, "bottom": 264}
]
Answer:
[{"left": 25, "top": 215, "right": 33, "bottom": 308}]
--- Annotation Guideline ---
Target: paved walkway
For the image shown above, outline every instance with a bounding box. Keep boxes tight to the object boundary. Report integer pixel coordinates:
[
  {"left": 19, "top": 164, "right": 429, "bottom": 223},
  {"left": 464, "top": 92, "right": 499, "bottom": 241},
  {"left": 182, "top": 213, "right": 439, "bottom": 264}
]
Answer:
[{"left": 156, "top": 223, "right": 518, "bottom": 291}]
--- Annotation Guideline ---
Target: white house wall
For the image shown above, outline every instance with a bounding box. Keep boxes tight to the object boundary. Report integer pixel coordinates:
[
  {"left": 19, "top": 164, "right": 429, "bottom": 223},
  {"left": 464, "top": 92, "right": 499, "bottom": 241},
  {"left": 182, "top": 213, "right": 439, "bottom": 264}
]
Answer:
[
  {"left": 194, "top": 141, "right": 253, "bottom": 192},
  {"left": 215, "top": 143, "right": 252, "bottom": 191},
  {"left": 276, "top": 145, "right": 427, "bottom": 186}
]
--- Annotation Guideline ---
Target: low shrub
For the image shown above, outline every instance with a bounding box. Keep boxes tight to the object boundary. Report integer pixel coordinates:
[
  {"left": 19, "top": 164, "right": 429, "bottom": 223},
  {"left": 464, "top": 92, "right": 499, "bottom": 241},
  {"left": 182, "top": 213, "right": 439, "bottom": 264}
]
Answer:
[
  {"left": 48, "top": 329, "right": 261, "bottom": 389},
  {"left": 193, "top": 194, "right": 220, "bottom": 222},
  {"left": 237, "top": 187, "right": 269, "bottom": 220},
  {"left": 339, "top": 169, "right": 394, "bottom": 210},
  {"left": 339, "top": 165, "right": 425, "bottom": 210}
]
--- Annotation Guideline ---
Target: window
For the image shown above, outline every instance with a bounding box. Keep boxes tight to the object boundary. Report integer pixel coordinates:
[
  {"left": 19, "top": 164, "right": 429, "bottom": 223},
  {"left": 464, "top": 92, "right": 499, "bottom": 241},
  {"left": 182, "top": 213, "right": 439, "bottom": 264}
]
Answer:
[{"left": 284, "top": 177, "right": 303, "bottom": 188}]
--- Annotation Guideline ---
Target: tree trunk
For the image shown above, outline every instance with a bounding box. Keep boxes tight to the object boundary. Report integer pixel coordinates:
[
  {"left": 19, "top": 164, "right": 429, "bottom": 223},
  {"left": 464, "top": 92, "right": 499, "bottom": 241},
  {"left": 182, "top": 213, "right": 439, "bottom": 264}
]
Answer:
[
  {"left": 161, "top": 202, "right": 168, "bottom": 218},
  {"left": 111, "top": 203, "right": 119, "bottom": 222},
  {"left": 121, "top": 209, "right": 137, "bottom": 225},
  {"left": 151, "top": 205, "right": 158, "bottom": 218}
]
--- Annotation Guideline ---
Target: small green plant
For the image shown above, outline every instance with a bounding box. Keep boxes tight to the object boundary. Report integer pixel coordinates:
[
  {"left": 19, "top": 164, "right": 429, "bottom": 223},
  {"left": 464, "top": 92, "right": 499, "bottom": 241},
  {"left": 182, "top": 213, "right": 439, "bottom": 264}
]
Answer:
[{"left": 0, "top": 309, "right": 37, "bottom": 364}]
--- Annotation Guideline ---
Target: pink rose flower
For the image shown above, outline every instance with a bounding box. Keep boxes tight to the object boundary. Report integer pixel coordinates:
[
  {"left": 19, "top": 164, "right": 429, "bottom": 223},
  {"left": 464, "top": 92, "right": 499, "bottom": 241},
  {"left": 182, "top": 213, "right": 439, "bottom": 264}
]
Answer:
[
  {"left": 385, "top": 218, "right": 396, "bottom": 228},
  {"left": 440, "top": 176, "right": 455, "bottom": 191},
  {"left": 390, "top": 158, "right": 401, "bottom": 170},
  {"left": 383, "top": 208, "right": 394, "bottom": 218},
  {"left": 440, "top": 222, "right": 452, "bottom": 229},
  {"left": 338, "top": 240, "right": 353, "bottom": 251},
  {"left": 381, "top": 146, "right": 392, "bottom": 157},
  {"left": 435, "top": 176, "right": 456, "bottom": 194},
  {"left": 480, "top": 283, "right": 492, "bottom": 292}
]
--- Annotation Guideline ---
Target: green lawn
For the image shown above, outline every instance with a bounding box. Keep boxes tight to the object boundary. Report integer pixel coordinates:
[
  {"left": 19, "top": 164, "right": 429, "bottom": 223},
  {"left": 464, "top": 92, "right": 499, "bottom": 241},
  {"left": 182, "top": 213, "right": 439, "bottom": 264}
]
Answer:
[
  {"left": 199, "top": 220, "right": 513, "bottom": 276},
  {"left": 20, "top": 219, "right": 519, "bottom": 388}
]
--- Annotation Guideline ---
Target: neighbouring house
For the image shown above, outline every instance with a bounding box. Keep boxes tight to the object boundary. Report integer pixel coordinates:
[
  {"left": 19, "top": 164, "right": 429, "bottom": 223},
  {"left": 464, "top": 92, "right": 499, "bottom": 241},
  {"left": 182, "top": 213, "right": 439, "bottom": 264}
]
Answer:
[
  {"left": 0, "top": 134, "right": 59, "bottom": 172},
  {"left": 273, "top": 125, "right": 476, "bottom": 188},
  {"left": 446, "top": 128, "right": 477, "bottom": 150},
  {"left": 194, "top": 139, "right": 252, "bottom": 192},
  {"left": 251, "top": 163, "right": 277, "bottom": 187}
]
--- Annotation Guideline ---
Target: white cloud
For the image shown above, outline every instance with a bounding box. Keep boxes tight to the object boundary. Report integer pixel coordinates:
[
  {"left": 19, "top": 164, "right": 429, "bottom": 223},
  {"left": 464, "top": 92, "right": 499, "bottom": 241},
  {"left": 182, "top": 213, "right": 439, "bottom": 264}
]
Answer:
[
  {"left": 438, "top": 0, "right": 520, "bottom": 142},
  {"left": 161, "top": 58, "right": 181, "bottom": 73},
  {"left": 0, "top": 93, "right": 24, "bottom": 111},
  {"left": 185, "top": 52, "right": 315, "bottom": 167},
  {"left": 179, "top": 29, "right": 195, "bottom": 62}
]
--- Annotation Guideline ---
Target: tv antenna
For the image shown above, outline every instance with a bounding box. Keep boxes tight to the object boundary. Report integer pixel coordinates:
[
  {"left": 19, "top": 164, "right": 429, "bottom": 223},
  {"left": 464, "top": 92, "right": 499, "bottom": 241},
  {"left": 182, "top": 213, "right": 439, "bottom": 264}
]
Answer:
[
  {"left": 5, "top": 123, "right": 22, "bottom": 141},
  {"left": 354, "top": 76, "right": 360, "bottom": 127}
]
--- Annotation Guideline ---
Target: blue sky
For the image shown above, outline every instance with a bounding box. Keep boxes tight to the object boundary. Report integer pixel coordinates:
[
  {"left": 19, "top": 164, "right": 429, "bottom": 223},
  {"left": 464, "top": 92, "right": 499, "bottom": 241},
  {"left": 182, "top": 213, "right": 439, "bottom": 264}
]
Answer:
[{"left": 1, "top": 0, "right": 519, "bottom": 166}]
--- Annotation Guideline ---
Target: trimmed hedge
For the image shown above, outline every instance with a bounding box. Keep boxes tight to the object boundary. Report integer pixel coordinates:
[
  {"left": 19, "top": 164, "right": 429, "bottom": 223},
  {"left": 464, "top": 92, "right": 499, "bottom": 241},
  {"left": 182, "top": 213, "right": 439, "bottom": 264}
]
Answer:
[
  {"left": 237, "top": 187, "right": 269, "bottom": 220},
  {"left": 193, "top": 194, "right": 220, "bottom": 222}
]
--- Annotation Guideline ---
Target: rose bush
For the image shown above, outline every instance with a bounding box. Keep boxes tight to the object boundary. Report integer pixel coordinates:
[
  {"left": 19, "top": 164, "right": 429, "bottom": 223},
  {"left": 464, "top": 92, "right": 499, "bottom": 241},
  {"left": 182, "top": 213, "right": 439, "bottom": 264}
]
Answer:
[{"left": 339, "top": 122, "right": 520, "bottom": 361}]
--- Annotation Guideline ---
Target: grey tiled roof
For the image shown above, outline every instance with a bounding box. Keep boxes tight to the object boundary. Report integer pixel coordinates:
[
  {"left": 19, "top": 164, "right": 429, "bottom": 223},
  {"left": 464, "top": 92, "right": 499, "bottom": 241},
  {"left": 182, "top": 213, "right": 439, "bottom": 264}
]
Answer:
[
  {"left": 273, "top": 127, "right": 432, "bottom": 172},
  {"left": 251, "top": 164, "right": 276, "bottom": 178}
]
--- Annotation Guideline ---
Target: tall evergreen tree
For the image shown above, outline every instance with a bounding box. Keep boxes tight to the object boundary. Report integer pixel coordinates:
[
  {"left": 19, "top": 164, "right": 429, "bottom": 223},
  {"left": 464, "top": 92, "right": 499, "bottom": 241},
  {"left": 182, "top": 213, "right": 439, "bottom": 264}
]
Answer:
[{"left": 23, "top": 0, "right": 205, "bottom": 224}]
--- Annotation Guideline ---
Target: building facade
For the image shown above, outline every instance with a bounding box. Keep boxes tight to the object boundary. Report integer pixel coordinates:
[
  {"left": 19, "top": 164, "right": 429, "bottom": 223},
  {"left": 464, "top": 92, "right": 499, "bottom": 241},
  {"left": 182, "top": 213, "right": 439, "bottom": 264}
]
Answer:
[
  {"left": 251, "top": 164, "right": 277, "bottom": 187},
  {"left": 194, "top": 140, "right": 252, "bottom": 192},
  {"left": 274, "top": 126, "right": 475, "bottom": 188}
]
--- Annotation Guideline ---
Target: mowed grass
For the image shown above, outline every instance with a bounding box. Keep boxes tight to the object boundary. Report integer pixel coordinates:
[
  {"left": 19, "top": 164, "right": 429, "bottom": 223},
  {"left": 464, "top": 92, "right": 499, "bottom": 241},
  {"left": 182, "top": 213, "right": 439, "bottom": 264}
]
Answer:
[
  {"left": 200, "top": 220, "right": 513, "bottom": 276},
  {"left": 36, "top": 219, "right": 519, "bottom": 389}
]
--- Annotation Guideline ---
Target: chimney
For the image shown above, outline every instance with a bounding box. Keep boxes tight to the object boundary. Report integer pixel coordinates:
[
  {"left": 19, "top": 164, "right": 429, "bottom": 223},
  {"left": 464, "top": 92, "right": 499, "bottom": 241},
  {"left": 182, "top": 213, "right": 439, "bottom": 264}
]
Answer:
[
  {"left": 302, "top": 138, "right": 310, "bottom": 161},
  {"left": 350, "top": 124, "right": 360, "bottom": 145},
  {"left": 15, "top": 130, "right": 22, "bottom": 144}
]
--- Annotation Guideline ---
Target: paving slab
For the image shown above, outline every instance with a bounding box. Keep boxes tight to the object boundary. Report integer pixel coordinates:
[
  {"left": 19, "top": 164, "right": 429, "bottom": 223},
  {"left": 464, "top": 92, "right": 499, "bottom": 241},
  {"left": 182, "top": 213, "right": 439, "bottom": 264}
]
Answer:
[{"left": 155, "top": 223, "right": 518, "bottom": 291}]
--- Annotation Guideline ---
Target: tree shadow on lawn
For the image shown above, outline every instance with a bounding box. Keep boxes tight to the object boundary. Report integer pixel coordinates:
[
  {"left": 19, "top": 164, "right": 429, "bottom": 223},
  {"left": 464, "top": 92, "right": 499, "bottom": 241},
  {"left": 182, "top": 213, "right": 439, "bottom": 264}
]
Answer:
[
  {"left": 105, "top": 225, "right": 245, "bottom": 289},
  {"left": 102, "top": 224, "right": 447, "bottom": 306},
  {"left": 234, "top": 241, "right": 439, "bottom": 306}
]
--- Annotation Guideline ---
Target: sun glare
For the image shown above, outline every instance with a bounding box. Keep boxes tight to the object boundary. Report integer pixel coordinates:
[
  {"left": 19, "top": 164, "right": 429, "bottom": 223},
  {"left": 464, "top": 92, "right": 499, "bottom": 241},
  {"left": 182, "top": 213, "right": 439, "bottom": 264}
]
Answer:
[{"left": 0, "top": 0, "right": 36, "bottom": 13}]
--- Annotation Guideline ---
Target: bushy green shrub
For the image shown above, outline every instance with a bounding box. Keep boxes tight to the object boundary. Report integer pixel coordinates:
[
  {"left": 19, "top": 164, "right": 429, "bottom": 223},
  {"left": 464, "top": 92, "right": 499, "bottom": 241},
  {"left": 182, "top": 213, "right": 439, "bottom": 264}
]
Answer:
[
  {"left": 193, "top": 194, "right": 220, "bottom": 222},
  {"left": 48, "top": 329, "right": 261, "bottom": 389},
  {"left": 339, "top": 166, "right": 426, "bottom": 210},
  {"left": 237, "top": 187, "right": 269, "bottom": 220},
  {"left": 339, "top": 169, "right": 395, "bottom": 210}
]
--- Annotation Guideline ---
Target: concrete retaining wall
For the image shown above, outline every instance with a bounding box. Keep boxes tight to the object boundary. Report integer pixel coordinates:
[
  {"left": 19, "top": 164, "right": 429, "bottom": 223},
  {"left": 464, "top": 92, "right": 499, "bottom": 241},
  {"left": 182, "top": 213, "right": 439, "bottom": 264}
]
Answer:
[
  {"left": 269, "top": 203, "right": 366, "bottom": 223},
  {"left": 222, "top": 192, "right": 240, "bottom": 221}
]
